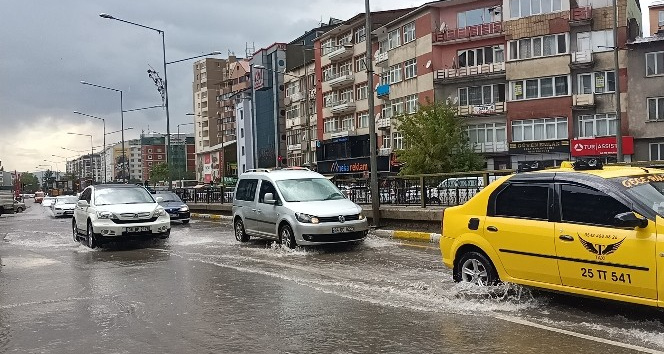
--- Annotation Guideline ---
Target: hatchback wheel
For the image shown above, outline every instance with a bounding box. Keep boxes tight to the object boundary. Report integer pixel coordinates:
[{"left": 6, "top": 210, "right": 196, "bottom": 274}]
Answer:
[
  {"left": 455, "top": 251, "right": 499, "bottom": 286},
  {"left": 86, "top": 221, "right": 97, "bottom": 249},
  {"left": 234, "top": 218, "right": 249, "bottom": 242},
  {"left": 280, "top": 224, "right": 296, "bottom": 249},
  {"left": 72, "top": 219, "right": 79, "bottom": 242}
]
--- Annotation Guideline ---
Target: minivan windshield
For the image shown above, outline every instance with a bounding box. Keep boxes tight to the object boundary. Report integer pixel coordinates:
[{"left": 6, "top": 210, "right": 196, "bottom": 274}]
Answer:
[
  {"left": 95, "top": 187, "right": 155, "bottom": 206},
  {"left": 613, "top": 175, "right": 664, "bottom": 217},
  {"left": 276, "top": 178, "right": 344, "bottom": 202}
]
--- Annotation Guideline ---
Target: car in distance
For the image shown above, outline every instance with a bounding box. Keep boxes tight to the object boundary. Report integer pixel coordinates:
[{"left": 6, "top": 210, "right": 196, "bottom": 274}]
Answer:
[
  {"left": 72, "top": 184, "right": 170, "bottom": 249},
  {"left": 51, "top": 195, "right": 78, "bottom": 217},
  {"left": 154, "top": 191, "right": 190, "bottom": 224},
  {"left": 34, "top": 191, "right": 45, "bottom": 203},
  {"left": 440, "top": 160, "right": 664, "bottom": 308},
  {"left": 13, "top": 200, "right": 26, "bottom": 213},
  {"left": 233, "top": 168, "right": 369, "bottom": 248},
  {"left": 41, "top": 196, "right": 56, "bottom": 208}
]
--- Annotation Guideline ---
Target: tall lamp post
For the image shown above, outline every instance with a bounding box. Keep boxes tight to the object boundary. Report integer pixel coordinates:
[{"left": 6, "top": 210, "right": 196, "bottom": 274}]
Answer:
[
  {"left": 74, "top": 111, "right": 107, "bottom": 183},
  {"left": 67, "top": 132, "right": 95, "bottom": 183},
  {"left": 612, "top": 0, "right": 623, "bottom": 162},
  {"left": 365, "top": 0, "right": 380, "bottom": 227},
  {"left": 80, "top": 81, "right": 127, "bottom": 182}
]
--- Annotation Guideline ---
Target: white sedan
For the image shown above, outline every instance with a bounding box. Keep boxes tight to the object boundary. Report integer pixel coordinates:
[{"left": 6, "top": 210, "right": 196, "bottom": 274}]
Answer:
[
  {"left": 51, "top": 196, "right": 78, "bottom": 217},
  {"left": 41, "top": 197, "right": 56, "bottom": 208}
]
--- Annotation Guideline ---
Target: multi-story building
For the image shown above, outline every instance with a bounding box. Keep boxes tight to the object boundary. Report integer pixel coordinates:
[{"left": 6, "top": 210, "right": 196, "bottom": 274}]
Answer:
[
  {"left": 235, "top": 90, "right": 253, "bottom": 174},
  {"left": 103, "top": 139, "right": 142, "bottom": 182},
  {"left": 68, "top": 154, "right": 101, "bottom": 183},
  {"left": 141, "top": 134, "right": 195, "bottom": 183},
  {"left": 648, "top": 0, "right": 664, "bottom": 35},
  {"left": 502, "top": 0, "right": 640, "bottom": 168},
  {"left": 250, "top": 43, "right": 288, "bottom": 168},
  {"left": 627, "top": 34, "right": 664, "bottom": 161},
  {"left": 314, "top": 9, "right": 413, "bottom": 177}
]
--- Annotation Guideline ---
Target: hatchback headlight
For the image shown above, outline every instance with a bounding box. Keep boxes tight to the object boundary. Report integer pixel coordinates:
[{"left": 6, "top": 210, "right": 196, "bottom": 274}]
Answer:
[
  {"left": 155, "top": 207, "right": 167, "bottom": 217},
  {"left": 179, "top": 205, "right": 189, "bottom": 212},
  {"left": 295, "top": 213, "right": 319, "bottom": 224},
  {"left": 96, "top": 211, "right": 117, "bottom": 219}
]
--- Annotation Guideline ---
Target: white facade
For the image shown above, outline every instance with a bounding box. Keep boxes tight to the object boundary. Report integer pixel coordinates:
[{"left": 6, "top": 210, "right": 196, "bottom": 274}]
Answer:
[{"left": 235, "top": 95, "right": 254, "bottom": 173}]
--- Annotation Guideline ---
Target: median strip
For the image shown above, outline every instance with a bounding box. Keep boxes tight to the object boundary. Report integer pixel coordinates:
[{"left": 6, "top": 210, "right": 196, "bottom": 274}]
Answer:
[
  {"left": 374, "top": 229, "right": 441, "bottom": 244},
  {"left": 190, "top": 213, "right": 232, "bottom": 221}
]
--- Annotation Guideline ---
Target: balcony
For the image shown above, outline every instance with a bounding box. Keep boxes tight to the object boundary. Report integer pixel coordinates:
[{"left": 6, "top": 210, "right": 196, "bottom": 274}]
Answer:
[
  {"left": 376, "top": 117, "right": 391, "bottom": 130},
  {"left": 328, "top": 72, "right": 355, "bottom": 89},
  {"left": 570, "top": 6, "right": 592, "bottom": 26},
  {"left": 471, "top": 141, "right": 508, "bottom": 154},
  {"left": 329, "top": 128, "right": 357, "bottom": 139},
  {"left": 434, "top": 22, "right": 502, "bottom": 44},
  {"left": 376, "top": 84, "right": 390, "bottom": 98},
  {"left": 457, "top": 102, "right": 506, "bottom": 117},
  {"left": 286, "top": 117, "right": 303, "bottom": 129},
  {"left": 285, "top": 91, "right": 303, "bottom": 105},
  {"left": 570, "top": 51, "right": 594, "bottom": 69},
  {"left": 232, "top": 81, "right": 250, "bottom": 92},
  {"left": 435, "top": 62, "right": 505, "bottom": 83},
  {"left": 378, "top": 147, "right": 392, "bottom": 156},
  {"left": 330, "top": 100, "right": 356, "bottom": 115},
  {"left": 287, "top": 144, "right": 302, "bottom": 151},
  {"left": 327, "top": 45, "right": 354, "bottom": 62},
  {"left": 375, "top": 52, "right": 388, "bottom": 66},
  {"left": 572, "top": 94, "right": 595, "bottom": 110}
]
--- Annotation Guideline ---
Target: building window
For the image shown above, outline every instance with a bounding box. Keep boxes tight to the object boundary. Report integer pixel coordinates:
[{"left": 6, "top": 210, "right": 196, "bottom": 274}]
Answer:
[
  {"left": 389, "top": 64, "right": 402, "bottom": 84},
  {"left": 512, "top": 117, "right": 568, "bottom": 142},
  {"left": 458, "top": 45, "right": 504, "bottom": 67},
  {"left": 404, "top": 59, "right": 417, "bottom": 79},
  {"left": 381, "top": 104, "right": 393, "bottom": 119},
  {"left": 405, "top": 94, "right": 418, "bottom": 113},
  {"left": 357, "top": 111, "right": 369, "bottom": 128},
  {"left": 578, "top": 71, "right": 615, "bottom": 94},
  {"left": 323, "top": 66, "right": 337, "bottom": 81},
  {"left": 388, "top": 29, "right": 401, "bottom": 50},
  {"left": 509, "top": 0, "right": 562, "bottom": 18},
  {"left": 240, "top": 128, "right": 244, "bottom": 138},
  {"left": 648, "top": 97, "right": 664, "bottom": 121},
  {"left": 148, "top": 155, "right": 153, "bottom": 160},
  {"left": 286, "top": 81, "right": 300, "bottom": 97},
  {"left": 337, "top": 32, "right": 352, "bottom": 46},
  {"left": 355, "top": 26, "right": 366, "bottom": 43},
  {"left": 324, "top": 118, "right": 338, "bottom": 133},
  {"left": 354, "top": 56, "right": 366, "bottom": 72},
  {"left": 403, "top": 22, "right": 416, "bottom": 43},
  {"left": 458, "top": 7, "right": 501, "bottom": 27},
  {"left": 286, "top": 129, "right": 302, "bottom": 145},
  {"left": 158, "top": 155, "right": 163, "bottom": 160},
  {"left": 467, "top": 123, "right": 507, "bottom": 148},
  {"left": 148, "top": 149, "right": 153, "bottom": 153},
  {"left": 391, "top": 98, "right": 404, "bottom": 116},
  {"left": 508, "top": 34, "right": 567, "bottom": 60},
  {"left": 356, "top": 83, "right": 368, "bottom": 100},
  {"left": 510, "top": 76, "right": 569, "bottom": 100},
  {"left": 286, "top": 105, "right": 300, "bottom": 119},
  {"left": 577, "top": 113, "right": 617, "bottom": 138},
  {"left": 392, "top": 132, "right": 404, "bottom": 150},
  {"left": 341, "top": 115, "right": 355, "bottom": 131},
  {"left": 650, "top": 143, "right": 664, "bottom": 160},
  {"left": 322, "top": 38, "right": 334, "bottom": 55},
  {"left": 646, "top": 51, "right": 664, "bottom": 76},
  {"left": 339, "top": 88, "right": 353, "bottom": 103},
  {"left": 383, "top": 134, "right": 391, "bottom": 149},
  {"left": 157, "top": 148, "right": 162, "bottom": 153},
  {"left": 459, "top": 84, "right": 506, "bottom": 106},
  {"left": 577, "top": 30, "right": 614, "bottom": 53}
]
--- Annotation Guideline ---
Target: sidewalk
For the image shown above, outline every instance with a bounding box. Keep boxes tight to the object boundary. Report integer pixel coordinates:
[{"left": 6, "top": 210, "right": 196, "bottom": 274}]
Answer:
[{"left": 190, "top": 212, "right": 441, "bottom": 244}]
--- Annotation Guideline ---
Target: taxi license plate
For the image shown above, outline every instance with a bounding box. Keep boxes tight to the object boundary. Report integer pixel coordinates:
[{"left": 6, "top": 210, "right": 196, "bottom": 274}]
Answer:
[
  {"left": 125, "top": 226, "right": 150, "bottom": 233},
  {"left": 332, "top": 226, "right": 354, "bottom": 234}
]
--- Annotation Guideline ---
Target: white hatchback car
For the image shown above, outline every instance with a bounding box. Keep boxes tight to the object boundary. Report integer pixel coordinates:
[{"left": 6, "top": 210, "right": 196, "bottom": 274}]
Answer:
[
  {"left": 51, "top": 195, "right": 78, "bottom": 217},
  {"left": 72, "top": 184, "right": 171, "bottom": 248},
  {"left": 232, "top": 168, "right": 369, "bottom": 248}
]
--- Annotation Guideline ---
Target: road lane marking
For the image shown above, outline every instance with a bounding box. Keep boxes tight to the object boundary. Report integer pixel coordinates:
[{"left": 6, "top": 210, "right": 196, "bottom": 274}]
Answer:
[{"left": 494, "top": 314, "right": 662, "bottom": 353}]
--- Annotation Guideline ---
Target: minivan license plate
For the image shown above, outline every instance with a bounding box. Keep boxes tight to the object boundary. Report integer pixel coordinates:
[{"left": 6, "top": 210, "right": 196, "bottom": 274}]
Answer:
[
  {"left": 332, "top": 226, "right": 354, "bottom": 234},
  {"left": 126, "top": 226, "right": 150, "bottom": 233}
]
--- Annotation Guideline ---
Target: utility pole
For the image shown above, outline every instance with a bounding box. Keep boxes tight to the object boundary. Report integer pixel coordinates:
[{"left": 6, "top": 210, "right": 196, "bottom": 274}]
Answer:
[
  {"left": 365, "top": 0, "right": 380, "bottom": 227},
  {"left": 302, "top": 44, "right": 312, "bottom": 169},
  {"left": 612, "top": 0, "right": 623, "bottom": 162}
]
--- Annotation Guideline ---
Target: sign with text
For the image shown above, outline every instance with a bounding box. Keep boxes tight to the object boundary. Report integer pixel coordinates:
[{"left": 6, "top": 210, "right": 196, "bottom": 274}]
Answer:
[
  {"left": 509, "top": 139, "right": 570, "bottom": 155},
  {"left": 253, "top": 67, "right": 265, "bottom": 91},
  {"left": 571, "top": 136, "right": 634, "bottom": 157},
  {"left": 317, "top": 157, "right": 390, "bottom": 174}
]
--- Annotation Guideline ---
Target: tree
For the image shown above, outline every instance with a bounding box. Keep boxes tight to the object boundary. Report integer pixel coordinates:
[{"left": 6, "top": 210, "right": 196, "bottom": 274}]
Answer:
[
  {"left": 395, "top": 100, "right": 484, "bottom": 175},
  {"left": 149, "top": 163, "right": 169, "bottom": 187},
  {"left": 20, "top": 173, "right": 39, "bottom": 193}
]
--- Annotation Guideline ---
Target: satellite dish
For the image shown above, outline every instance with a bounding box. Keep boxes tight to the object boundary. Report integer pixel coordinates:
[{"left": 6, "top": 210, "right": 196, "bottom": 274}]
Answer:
[
  {"left": 375, "top": 84, "right": 380, "bottom": 90},
  {"left": 439, "top": 22, "right": 447, "bottom": 32},
  {"left": 446, "top": 96, "right": 451, "bottom": 105},
  {"left": 425, "top": 60, "right": 432, "bottom": 69}
]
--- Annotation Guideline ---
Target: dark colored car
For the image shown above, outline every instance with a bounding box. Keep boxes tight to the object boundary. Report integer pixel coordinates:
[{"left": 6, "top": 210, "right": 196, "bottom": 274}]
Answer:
[{"left": 155, "top": 191, "right": 190, "bottom": 224}]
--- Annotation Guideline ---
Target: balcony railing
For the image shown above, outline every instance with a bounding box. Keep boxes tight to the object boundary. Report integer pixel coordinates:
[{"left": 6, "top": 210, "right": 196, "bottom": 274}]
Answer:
[
  {"left": 286, "top": 117, "right": 303, "bottom": 128},
  {"left": 328, "top": 72, "right": 355, "bottom": 89},
  {"left": 570, "top": 51, "right": 594, "bottom": 69},
  {"left": 573, "top": 94, "right": 595, "bottom": 109},
  {"left": 457, "top": 102, "right": 506, "bottom": 116},
  {"left": 435, "top": 62, "right": 505, "bottom": 82},
  {"left": 375, "top": 52, "right": 388, "bottom": 66},
  {"left": 570, "top": 6, "right": 592, "bottom": 25},
  {"left": 471, "top": 141, "right": 508, "bottom": 153},
  {"left": 378, "top": 147, "right": 392, "bottom": 156},
  {"left": 330, "top": 99, "right": 356, "bottom": 115},
  {"left": 328, "top": 127, "right": 357, "bottom": 138},
  {"left": 287, "top": 144, "right": 302, "bottom": 151},
  {"left": 376, "top": 117, "right": 391, "bottom": 129},
  {"left": 328, "top": 45, "right": 354, "bottom": 62},
  {"left": 434, "top": 22, "right": 502, "bottom": 43}
]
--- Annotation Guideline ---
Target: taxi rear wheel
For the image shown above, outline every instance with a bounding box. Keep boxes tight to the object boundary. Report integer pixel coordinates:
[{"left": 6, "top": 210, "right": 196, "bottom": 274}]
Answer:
[{"left": 455, "top": 251, "right": 499, "bottom": 286}]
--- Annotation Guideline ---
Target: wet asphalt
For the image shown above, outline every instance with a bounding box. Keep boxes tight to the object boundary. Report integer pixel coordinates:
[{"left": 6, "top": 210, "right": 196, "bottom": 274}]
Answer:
[{"left": 0, "top": 204, "right": 663, "bottom": 354}]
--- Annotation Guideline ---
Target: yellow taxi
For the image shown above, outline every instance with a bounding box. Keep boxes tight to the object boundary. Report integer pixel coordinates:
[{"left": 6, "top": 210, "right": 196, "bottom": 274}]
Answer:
[{"left": 440, "top": 160, "right": 664, "bottom": 307}]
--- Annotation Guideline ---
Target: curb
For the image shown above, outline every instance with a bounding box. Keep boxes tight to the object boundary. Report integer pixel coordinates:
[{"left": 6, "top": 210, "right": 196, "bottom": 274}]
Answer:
[
  {"left": 374, "top": 229, "right": 441, "bottom": 244},
  {"left": 190, "top": 213, "right": 232, "bottom": 221}
]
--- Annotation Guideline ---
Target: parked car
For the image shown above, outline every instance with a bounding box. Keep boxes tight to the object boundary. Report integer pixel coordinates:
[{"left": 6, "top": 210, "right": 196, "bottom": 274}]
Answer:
[
  {"left": 13, "top": 200, "right": 26, "bottom": 213},
  {"left": 72, "top": 184, "right": 171, "bottom": 248},
  {"left": 233, "top": 168, "right": 368, "bottom": 248},
  {"left": 41, "top": 197, "right": 56, "bottom": 208},
  {"left": 34, "top": 191, "right": 45, "bottom": 203},
  {"left": 51, "top": 196, "right": 78, "bottom": 217},
  {"left": 0, "top": 190, "right": 15, "bottom": 215},
  {"left": 154, "top": 191, "right": 190, "bottom": 224}
]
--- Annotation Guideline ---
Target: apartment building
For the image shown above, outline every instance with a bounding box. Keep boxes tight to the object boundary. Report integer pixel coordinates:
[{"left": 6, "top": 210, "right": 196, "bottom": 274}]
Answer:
[
  {"left": 627, "top": 34, "right": 664, "bottom": 161},
  {"left": 501, "top": 0, "right": 640, "bottom": 168},
  {"left": 313, "top": 9, "right": 412, "bottom": 177},
  {"left": 140, "top": 134, "right": 195, "bottom": 182},
  {"left": 67, "top": 154, "right": 101, "bottom": 183},
  {"left": 649, "top": 0, "right": 664, "bottom": 35},
  {"left": 103, "top": 140, "right": 142, "bottom": 182}
]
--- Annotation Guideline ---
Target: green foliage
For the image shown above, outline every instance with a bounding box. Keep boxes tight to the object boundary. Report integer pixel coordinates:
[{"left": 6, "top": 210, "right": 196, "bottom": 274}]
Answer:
[
  {"left": 149, "top": 163, "right": 169, "bottom": 185},
  {"left": 20, "top": 173, "right": 39, "bottom": 192},
  {"left": 395, "top": 100, "right": 484, "bottom": 175}
]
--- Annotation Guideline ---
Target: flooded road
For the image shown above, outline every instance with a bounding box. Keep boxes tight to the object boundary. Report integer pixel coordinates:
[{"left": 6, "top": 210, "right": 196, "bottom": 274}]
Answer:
[{"left": 0, "top": 205, "right": 662, "bottom": 353}]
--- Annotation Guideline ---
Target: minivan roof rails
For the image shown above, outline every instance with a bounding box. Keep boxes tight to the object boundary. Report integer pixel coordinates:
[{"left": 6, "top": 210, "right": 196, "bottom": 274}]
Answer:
[{"left": 245, "top": 168, "right": 271, "bottom": 173}]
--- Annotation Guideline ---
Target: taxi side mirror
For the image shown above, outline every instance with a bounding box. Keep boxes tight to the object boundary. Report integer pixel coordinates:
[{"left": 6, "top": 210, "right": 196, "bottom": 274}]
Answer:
[{"left": 614, "top": 212, "right": 648, "bottom": 228}]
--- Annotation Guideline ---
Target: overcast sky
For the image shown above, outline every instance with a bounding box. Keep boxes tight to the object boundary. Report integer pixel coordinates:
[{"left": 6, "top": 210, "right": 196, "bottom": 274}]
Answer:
[{"left": 0, "top": 0, "right": 656, "bottom": 173}]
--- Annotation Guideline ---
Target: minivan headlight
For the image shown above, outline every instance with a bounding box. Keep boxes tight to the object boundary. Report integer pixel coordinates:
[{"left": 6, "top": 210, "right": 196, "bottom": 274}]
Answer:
[
  {"left": 295, "top": 213, "right": 319, "bottom": 224},
  {"left": 96, "top": 211, "right": 116, "bottom": 219}
]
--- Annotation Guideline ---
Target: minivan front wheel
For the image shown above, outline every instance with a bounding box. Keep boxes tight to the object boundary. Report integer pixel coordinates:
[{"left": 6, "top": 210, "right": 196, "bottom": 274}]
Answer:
[
  {"left": 234, "top": 218, "right": 249, "bottom": 242},
  {"left": 280, "top": 224, "right": 296, "bottom": 249},
  {"left": 455, "top": 251, "right": 499, "bottom": 286}
]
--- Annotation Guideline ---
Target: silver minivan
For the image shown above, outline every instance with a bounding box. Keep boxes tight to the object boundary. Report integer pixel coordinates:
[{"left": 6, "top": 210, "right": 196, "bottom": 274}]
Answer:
[{"left": 232, "top": 168, "right": 369, "bottom": 248}]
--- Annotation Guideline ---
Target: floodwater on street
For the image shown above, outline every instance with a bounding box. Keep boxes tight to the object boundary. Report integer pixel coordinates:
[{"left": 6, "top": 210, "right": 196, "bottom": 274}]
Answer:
[{"left": 0, "top": 205, "right": 663, "bottom": 353}]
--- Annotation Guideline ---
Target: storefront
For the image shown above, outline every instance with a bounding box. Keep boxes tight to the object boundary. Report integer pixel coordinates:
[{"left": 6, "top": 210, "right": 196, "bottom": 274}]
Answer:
[
  {"left": 570, "top": 136, "right": 634, "bottom": 163},
  {"left": 509, "top": 139, "right": 571, "bottom": 169}
]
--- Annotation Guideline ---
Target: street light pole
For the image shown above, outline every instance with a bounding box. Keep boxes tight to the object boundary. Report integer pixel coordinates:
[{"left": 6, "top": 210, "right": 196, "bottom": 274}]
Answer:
[
  {"left": 365, "top": 0, "right": 380, "bottom": 227},
  {"left": 74, "top": 111, "right": 107, "bottom": 183},
  {"left": 612, "top": 0, "right": 623, "bottom": 162}
]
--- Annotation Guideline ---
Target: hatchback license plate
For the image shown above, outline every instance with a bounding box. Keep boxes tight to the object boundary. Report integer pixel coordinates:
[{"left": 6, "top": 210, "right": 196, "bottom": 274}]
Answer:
[
  {"left": 125, "top": 226, "right": 150, "bottom": 233},
  {"left": 332, "top": 226, "right": 354, "bottom": 234}
]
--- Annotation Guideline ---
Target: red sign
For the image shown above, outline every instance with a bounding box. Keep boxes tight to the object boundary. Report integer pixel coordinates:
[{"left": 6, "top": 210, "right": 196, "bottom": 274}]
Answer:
[
  {"left": 570, "top": 136, "right": 634, "bottom": 157},
  {"left": 253, "top": 67, "right": 264, "bottom": 90}
]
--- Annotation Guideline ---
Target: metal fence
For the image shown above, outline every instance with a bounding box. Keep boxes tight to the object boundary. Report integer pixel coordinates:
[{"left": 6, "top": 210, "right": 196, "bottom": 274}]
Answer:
[{"left": 175, "top": 169, "right": 514, "bottom": 208}]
